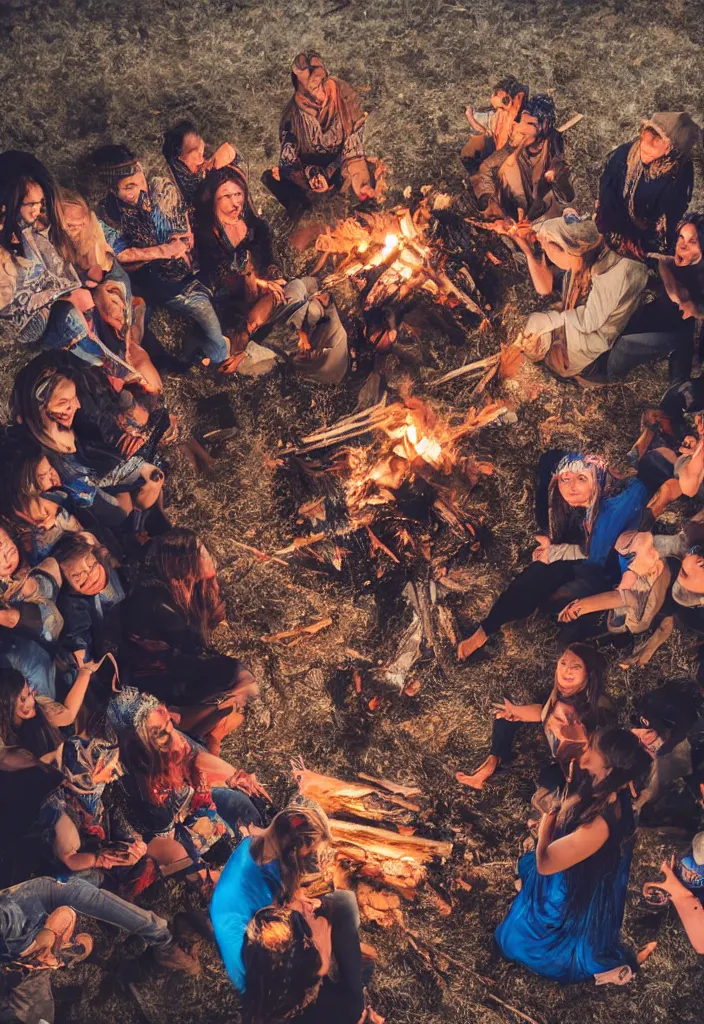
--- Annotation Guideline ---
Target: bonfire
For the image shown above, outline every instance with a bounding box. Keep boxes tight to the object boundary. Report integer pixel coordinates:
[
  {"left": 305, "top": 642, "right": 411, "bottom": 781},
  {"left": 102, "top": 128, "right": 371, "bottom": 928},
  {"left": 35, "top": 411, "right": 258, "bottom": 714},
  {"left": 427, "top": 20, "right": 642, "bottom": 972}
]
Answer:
[{"left": 311, "top": 195, "right": 490, "bottom": 347}]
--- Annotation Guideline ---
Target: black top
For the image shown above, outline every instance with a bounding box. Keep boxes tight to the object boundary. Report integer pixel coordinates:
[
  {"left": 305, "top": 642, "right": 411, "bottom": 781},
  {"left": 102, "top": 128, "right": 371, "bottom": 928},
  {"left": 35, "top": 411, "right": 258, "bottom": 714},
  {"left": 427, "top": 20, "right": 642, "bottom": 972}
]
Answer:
[
  {"left": 597, "top": 142, "right": 694, "bottom": 257},
  {"left": 0, "top": 761, "right": 63, "bottom": 888},
  {"left": 195, "top": 213, "right": 276, "bottom": 293}
]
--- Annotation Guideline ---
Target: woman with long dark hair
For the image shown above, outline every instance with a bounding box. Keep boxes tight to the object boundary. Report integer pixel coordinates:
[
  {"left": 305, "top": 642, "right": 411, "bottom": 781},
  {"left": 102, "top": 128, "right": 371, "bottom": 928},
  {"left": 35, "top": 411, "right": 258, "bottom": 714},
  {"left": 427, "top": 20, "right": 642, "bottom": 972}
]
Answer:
[
  {"left": 457, "top": 451, "right": 647, "bottom": 661},
  {"left": 107, "top": 686, "right": 263, "bottom": 889},
  {"left": 457, "top": 644, "right": 612, "bottom": 791},
  {"left": 495, "top": 727, "right": 652, "bottom": 984},
  {"left": 0, "top": 151, "right": 84, "bottom": 343},
  {"left": 194, "top": 164, "right": 284, "bottom": 340},
  {"left": 122, "top": 528, "right": 258, "bottom": 754},
  {"left": 0, "top": 665, "right": 94, "bottom": 761},
  {"left": 240, "top": 891, "right": 384, "bottom": 1024}
]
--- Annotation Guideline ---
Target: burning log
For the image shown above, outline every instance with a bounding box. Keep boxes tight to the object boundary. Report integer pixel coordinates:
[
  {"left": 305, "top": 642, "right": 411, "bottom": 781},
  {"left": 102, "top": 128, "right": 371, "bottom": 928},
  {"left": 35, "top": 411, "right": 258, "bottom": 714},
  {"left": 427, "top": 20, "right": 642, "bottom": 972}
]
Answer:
[
  {"left": 330, "top": 819, "right": 452, "bottom": 868},
  {"left": 314, "top": 198, "right": 490, "bottom": 341},
  {"left": 292, "top": 757, "right": 421, "bottom": 819}
]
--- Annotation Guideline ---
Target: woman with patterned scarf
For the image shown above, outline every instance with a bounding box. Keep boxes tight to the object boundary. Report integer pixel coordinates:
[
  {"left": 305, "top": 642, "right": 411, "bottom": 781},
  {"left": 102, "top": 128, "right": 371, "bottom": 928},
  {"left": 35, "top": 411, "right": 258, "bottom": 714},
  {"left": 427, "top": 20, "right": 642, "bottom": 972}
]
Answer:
[
  {"left": 508, "top": 209, "right": 649, "bottom": 379},
  {"left": 457, "top": 451, "right": 647, "bottom": 661},
  {"left": 42, "top": 731, "right": 160, "bottom": 900},
  {"left": 597, "top": 111, "right": 701, "bottom": 261},
  {"left": 262, "top": 53, "right": 378, "bottom": 218},
  {"left": 106, "top": 686, "right": 264, "bottom": 890}
]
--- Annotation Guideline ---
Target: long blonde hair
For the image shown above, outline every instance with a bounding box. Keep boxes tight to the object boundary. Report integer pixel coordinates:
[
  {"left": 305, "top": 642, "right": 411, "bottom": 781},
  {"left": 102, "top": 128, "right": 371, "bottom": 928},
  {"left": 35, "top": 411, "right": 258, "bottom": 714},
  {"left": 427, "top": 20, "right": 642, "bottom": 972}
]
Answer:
[{"left": 57, "top": 189, "right": 113, "bottom": 273}]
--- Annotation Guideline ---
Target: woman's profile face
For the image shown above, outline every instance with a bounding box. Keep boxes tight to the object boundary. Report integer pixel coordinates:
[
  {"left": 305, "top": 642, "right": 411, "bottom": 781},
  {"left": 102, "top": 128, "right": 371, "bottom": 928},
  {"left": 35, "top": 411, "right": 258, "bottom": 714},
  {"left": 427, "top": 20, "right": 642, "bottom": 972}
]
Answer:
[
  {"left": 179, "top": 132, "right": 206, "bottom": 173},
  {"left": 13, "top": 682, "right": 36, "bottom": 724},
  {"left": 541, "top": 237, "right": 575, "bottom": 272},
  {"left": 557, "top": 469, "right": 594, "bottom": 508},
  {"left": 578, "top": 741, "right": 609, "bottom": 781},
  {"left": 198, "top": 542, "right": 217, "bottom": 580},
  {"left": 34, "top": 456, "right": 61, "bottom": 493},
  {"left": 0, "top": 528, "right": 20, "bottom": 578},
  {"left": 555, "top": 650, "right": 587, "bottom": 696}
]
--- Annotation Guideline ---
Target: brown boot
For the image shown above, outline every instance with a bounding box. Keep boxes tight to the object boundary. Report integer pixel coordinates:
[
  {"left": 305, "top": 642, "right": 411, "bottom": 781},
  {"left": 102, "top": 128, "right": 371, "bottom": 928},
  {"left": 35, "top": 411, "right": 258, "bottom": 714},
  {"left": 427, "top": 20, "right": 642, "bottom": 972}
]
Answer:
[{"left": 152, "top": 940, "right": 200, "bottom": 977}]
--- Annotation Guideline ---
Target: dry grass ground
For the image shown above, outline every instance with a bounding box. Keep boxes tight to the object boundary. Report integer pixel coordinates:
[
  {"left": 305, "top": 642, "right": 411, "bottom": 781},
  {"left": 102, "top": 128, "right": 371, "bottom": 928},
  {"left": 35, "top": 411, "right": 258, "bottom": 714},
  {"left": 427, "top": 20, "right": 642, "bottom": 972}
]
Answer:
[{"left": 2, "top": 0, "right": 704, "bottom": 1021}]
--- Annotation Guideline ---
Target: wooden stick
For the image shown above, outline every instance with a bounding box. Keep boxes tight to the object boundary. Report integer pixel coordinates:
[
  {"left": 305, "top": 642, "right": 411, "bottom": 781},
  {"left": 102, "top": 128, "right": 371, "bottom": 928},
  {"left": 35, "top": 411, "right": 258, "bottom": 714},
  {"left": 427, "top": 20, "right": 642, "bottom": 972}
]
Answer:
[
  {"left": 357, "top": 772, "right": 422, "bottom": 797},
  {"left": 260, "top": 617, "right": 333, "bottom": 643},
  {"left": 365, "top": 525, "right": 401, "bottom": 563},
  {"left": 232, "top": 539, "right": 289, "bottom": 566},
  {"left": 484, "top": 993, "right": 542, "bottom": 1024},
  {"left": 274, "top": 533, "right": 326, "bottom": 556},
  {"left": 557, "top": 113, "right": 584, "bottom": 133},
  {"left": 428, "top": 354, "right": 499, "bottom": 387}
]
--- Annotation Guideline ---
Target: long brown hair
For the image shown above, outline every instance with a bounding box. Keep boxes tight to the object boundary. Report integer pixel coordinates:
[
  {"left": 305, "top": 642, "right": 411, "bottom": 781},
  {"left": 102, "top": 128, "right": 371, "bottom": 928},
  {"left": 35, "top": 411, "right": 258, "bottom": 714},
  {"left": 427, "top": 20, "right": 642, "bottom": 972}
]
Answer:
[
  {"left": 250, "top": 805, "right": 332, "bottom": 902},
  {"left": 145, "top": 529, "right": 225, "bottom": 641},
  {"left": 544, "top": 643, "right": 607, "bottom": 732},
  {"left": 120, "top": 706, "right": 201, "bottom": 806}
]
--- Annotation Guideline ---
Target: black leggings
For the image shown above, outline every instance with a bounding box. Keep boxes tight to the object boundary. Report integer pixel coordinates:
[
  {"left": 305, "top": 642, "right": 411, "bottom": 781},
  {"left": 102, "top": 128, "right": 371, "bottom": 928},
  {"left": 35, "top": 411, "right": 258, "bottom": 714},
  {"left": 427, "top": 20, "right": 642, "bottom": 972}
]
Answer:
[
  {"left": 488, "top": 717, "right": 565, "bottom": 795},
  {"left": 482, "top": 560, "right": 610, "bottom": 637}
]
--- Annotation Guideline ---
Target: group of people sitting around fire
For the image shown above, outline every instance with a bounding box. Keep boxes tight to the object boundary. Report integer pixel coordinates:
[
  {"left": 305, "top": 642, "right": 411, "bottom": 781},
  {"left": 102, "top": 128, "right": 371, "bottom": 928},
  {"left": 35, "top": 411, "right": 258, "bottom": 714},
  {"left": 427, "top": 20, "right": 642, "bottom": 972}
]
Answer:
[{"left": 0, "top": 47, "right": 703, "bottom": 1021}]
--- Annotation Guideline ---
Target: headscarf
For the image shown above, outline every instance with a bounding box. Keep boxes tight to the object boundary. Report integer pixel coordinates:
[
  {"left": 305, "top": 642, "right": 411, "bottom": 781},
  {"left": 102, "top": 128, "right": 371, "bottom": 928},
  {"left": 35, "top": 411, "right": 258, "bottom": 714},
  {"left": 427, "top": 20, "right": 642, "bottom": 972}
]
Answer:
[
  {"left": 290, "top": 52, "right": 359, "bottom": 136},
  {"left": 539, "top": 211, "right": 603, "bottom": 258},
  {"left": 623, "top": 112, "right": 701, "bottom": 227},
  {"left": 539, "top": 210, "right": 604, "bottom": 310},
  {"left": 107, "top": 685, "right": 161, "bottom": 739},
  {"left": 61, "top": 731, "right": 123, "bottom": 826},
  {"left": 548, "top": 452, "right": 609, "bottom": 540},
  {"left": 96, "top": 157, "right": 141, "bottom": 192}
]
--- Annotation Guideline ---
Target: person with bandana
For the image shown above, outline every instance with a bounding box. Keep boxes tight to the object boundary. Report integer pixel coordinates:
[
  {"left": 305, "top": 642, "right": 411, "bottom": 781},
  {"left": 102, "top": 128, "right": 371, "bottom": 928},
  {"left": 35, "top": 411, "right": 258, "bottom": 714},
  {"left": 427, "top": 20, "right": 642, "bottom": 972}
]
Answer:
[
  {"left": 472, "top": 94, "right": 575, "bottom": 224},
  {"left": 93, "top": 145, "right": 239, "bottom": 374},
  {"left": 597, "top": 111, "right": 701, "bottom": 261},
  {"left": 262, "top": 53, "right": 378, "bottom": 218},
  {"left": 457, "top": 450, "right": 647, "bottom": 661}
]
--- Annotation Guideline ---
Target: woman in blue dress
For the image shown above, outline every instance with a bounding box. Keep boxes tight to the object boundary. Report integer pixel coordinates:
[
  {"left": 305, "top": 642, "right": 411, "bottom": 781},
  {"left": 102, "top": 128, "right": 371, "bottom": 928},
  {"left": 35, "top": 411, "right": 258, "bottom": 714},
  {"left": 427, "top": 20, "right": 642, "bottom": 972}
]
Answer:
[{"left": 495, "top": 727, "right": 651, "bottom": 985}]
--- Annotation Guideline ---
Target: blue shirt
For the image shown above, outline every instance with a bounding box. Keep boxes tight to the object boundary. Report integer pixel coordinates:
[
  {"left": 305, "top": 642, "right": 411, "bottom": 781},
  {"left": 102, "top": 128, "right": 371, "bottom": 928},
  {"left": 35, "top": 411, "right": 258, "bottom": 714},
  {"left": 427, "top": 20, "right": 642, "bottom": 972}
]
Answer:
[
  {"left": 210, "top": 837, "right": 281, "bottom": 991},
  {"left": 589, "top": 478, "right": 647, "bottom": 568}
]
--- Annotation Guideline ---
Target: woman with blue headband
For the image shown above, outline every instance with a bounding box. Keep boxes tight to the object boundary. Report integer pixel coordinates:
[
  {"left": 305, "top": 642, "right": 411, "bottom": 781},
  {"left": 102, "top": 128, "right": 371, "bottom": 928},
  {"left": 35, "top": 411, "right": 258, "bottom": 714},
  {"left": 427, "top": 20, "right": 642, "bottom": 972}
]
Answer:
[{"left": 457, "top": 450, "right": 647, "bottom": 661}]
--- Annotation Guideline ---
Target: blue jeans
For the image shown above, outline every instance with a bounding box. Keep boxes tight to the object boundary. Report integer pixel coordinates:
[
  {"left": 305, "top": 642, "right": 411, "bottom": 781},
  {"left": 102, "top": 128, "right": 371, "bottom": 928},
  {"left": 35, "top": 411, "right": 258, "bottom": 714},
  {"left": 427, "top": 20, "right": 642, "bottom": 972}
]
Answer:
[
  {"left": 164, "top": 286, "right": 229, "bottom": 365},
  {"left": 211, "top": 787, "right": 261, "bottom": 830},
  {"left": 606, "top": 329, "right": 693, "bottom": 385},
  {"left": 0, "top": 636, "right": 55, "bottom": 700},
  {"left": 0, "top": 876, "right": 172, "bottom": 962}
]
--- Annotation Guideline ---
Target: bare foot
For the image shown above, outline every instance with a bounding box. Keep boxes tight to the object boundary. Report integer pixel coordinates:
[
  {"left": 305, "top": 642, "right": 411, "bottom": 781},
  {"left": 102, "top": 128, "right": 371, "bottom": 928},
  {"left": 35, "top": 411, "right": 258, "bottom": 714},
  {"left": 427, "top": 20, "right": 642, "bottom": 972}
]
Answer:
[
  {"left": 457, "top": 627, "right": 488, "bottom": 661},
  {"left": 456, "top": 755, "right": 499, "bottom": 790},
  {"left": 594, "top": 964, "right": 634, "bottom": 986},
  {"left": 636, "top": 940, "right": 657, "bottom": 964}
]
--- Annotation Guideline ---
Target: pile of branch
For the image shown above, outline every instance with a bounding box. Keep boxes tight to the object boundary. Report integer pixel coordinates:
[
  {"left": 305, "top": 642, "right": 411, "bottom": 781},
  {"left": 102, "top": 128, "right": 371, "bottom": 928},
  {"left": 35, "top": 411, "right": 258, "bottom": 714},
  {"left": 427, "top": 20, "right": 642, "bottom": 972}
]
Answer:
[{"left": 293, "top": 759, "right": 452, "bottom": 907}]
